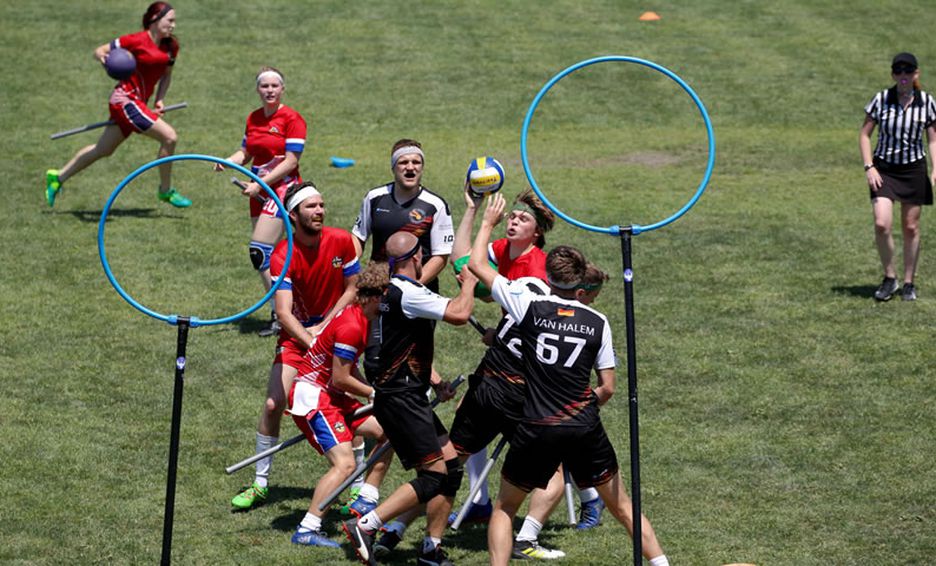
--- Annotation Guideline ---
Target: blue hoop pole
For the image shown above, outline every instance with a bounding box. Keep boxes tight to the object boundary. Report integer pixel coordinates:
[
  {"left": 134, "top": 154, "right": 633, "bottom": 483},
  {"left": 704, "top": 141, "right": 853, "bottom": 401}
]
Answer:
[
  {"left": 97, "top": 153, "right": 294, "bottom": 327},
  {"left": 520, "top": 55, "right": 716, "bottom": 235}
]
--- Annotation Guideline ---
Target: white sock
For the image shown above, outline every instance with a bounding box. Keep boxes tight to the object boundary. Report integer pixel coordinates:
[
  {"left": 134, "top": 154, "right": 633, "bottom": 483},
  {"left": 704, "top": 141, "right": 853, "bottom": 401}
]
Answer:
[
  {"left": 298, "top": 512, "right": 322, "bottom": 532},
  {"left": 254, "top": 432, "right": 278, "bottom": 487},
  {"left": 358, "top": 510, "right": 383, "bottom": 534},
  {"left": 358, "top": 483, "right": 379, "bottom": 502},
  {"left": 465, "top": 450, "right": 490, "bottom": 505},
  {"left": 579, "top": 487, "right": 599, "bottom": 503},
  {"left": 351, "top": 441, "right": 366, "bottom": 488},
  {"left": 649, "top": 555, "right": 670, "bottom": 566},
  {"left": 515, "top": 517, "right": 543, "bottom": 542},
  {"left": 422, "top": 536, "right": 442, "bottom": 553}
]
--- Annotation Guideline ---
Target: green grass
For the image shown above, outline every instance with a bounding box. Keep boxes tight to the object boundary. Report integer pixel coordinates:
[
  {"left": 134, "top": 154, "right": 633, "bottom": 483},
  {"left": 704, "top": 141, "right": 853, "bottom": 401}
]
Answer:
[{"left": 3, "top": 0, "right": 936, "bottom": 564}]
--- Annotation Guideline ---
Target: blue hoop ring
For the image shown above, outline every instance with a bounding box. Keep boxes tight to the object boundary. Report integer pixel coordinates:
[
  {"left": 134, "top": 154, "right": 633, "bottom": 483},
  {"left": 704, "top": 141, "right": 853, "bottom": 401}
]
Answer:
[
  {"left": 520, "top": 56, "right": 715, "bottom": 235},
  {"left": 97, "top": 154, "right": 294, "bottom": 327}
]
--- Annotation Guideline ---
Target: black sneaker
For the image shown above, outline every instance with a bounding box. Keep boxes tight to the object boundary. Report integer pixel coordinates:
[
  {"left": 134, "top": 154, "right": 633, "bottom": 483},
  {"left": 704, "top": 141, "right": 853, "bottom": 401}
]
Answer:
[
  {"left": 342, "top": 519, "right": 376, "bottom": 566},
  {"left": 874, "top": 277, "right": 899, "bottom": 301},
  {"left": 902, "top": 282, "right": 917, "bottom": 301},
  {"left": 417, "top": 543, "right": 455, "bottom": 566},
  {"left": 257, "top": 311, "right": 281, "bottom": 337}
]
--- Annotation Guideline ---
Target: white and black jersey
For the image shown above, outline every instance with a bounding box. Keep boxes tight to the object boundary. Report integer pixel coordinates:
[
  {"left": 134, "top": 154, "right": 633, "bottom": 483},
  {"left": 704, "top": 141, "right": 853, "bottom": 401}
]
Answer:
[
  {"left": 372, "top": 275, "right": 449, "bottom": 392},
  {"left": 490, "top": 275, "right": 615, "bottom": 428},
  {"left": 866, "top": 87, "right": 936, "bottom": 164},
  {"left": 352, "top": 183, "right": 454, "bottom": 264}
]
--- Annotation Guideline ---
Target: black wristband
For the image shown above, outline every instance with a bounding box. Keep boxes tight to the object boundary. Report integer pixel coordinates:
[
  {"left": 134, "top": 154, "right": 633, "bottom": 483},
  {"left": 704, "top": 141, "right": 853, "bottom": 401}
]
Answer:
[{"left": 864, "top": 163, "right": 875, "bottom": 172}]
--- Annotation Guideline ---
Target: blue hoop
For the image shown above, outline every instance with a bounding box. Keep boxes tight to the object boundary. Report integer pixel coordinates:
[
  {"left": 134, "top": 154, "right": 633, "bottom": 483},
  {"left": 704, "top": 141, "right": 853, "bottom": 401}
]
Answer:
[
  {"left": 97, "top": 154, "right": 294, "bottom": 327},
  {"left": 520, "top": 56, "right": 715, "bottom": 235}
]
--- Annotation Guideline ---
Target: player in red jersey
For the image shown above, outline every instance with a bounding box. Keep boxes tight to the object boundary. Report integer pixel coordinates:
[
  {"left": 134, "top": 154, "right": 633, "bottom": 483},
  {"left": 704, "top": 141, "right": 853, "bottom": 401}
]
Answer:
[
  {"left": 451, "top": 184, "right": 555, "bottom": 298},
  {"left": 46, "top": 2, "right": 192, "bottom": 208},
  {"left": 286, "top": 262, "right": 394, "bottom": 548},
  {"left": 215, "top": 65, "right": 307, "bottom": 336},
  {"left": 231, "top": 181, "right": 361, "bottom": 511}
]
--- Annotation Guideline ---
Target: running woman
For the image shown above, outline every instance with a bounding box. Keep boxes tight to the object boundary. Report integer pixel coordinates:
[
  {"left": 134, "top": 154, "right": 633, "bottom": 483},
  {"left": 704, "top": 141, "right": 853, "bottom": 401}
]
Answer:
[
  {"left": 216, "top": 66, "right": 308, "bottom": 335},
  {"left": 231, "top": 181, "right": 359, "bottom": 511},
  {"left": 46, "top": 2, "right": 192, "bottom": 208}
]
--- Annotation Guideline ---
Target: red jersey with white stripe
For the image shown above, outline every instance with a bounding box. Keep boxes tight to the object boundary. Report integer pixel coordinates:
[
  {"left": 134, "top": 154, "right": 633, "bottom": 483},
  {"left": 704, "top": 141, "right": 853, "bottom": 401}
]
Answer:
[
  {"left": 242, "top": 105, "right": 307, "bottom": 183},
  {"left": 269, "top": 227, "right": 360, "bottom": 327},
  {"left": 111, "top": 31, "right": 177, "bottom": 102},
  {"left": 490, "top": 238, "right": 547, "bottom": 282},
  {"left": 296, "top": 303, "right": 369, "bottom": 392}
]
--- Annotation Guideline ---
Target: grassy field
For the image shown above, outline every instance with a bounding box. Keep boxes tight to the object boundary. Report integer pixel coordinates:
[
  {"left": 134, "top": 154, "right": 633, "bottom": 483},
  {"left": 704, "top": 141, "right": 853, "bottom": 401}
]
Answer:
[{"left": 2, "top": 1, "right": 935, "bottom": 564}]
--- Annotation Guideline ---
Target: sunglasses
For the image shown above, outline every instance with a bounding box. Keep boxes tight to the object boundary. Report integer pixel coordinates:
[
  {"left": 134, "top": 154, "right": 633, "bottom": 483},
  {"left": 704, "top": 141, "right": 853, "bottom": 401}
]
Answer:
[{"left": 892, "top": 66, "right": 917, "bottom": 74}]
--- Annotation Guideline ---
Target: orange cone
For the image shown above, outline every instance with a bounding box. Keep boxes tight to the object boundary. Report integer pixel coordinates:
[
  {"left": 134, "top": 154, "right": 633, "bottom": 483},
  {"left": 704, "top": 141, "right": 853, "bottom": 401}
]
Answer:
[{"left": 639, "top": 11, "right": 661, "bottom": 21}]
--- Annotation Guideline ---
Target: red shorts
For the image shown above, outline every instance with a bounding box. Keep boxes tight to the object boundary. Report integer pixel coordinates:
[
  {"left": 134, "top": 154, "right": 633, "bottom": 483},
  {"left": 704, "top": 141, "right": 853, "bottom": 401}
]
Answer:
[
  {"left": 249, "top": 179, "right": 294, "bottom": 219},
  {"left": 108, "top": 88, "right": 159, "bottom": 137},
  {"left": 274, "top": 335, "right": 310, "bottom": 372},
  {"left": 289, "top": 382, "right": 370, "bottom": 455}
]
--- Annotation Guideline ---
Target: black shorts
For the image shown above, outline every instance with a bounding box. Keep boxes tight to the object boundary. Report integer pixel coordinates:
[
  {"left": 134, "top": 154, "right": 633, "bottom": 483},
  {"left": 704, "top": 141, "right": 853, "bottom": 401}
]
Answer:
[
  {"left": 449, "top": 374, "right": 523, "bottom": 455},
  {"left": 374, "top": 386, "right": 447, "bottom": 470},
  {"left": 502, "top": 421, "right": 618, "bottom": 492},
  {"left": 872, "top": 157, "right": 934, "bottom": 205}
]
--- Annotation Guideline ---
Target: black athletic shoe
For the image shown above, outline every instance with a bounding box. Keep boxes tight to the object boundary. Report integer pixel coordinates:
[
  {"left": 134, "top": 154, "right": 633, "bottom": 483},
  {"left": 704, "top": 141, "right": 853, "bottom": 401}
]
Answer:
[
  {"left": 342, "top": 519, "right": 376, "bottom": 566},
  {"left": 373, "top": 522, "right": 404, "bottom": 559},
  {"left": 874, "top": 277, "right": 899, "bottom": 301},
  {"left": 902, "top": 282, "right": 917, "bottom": 301},
  {"left": 416, "top": 544, "right": 455, "bottom": 566},
  {"left": 257, "top": 312, "right": 281, "bottom": 337}
]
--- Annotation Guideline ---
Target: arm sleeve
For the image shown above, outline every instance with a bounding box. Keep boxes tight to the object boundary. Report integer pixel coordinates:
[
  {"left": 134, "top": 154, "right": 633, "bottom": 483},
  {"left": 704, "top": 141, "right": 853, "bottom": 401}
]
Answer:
[
  {"left": 268, "top": 242, "right": 293, "bottom": 291},
  {"left": 341, "top": 233, "right": 361, "bottom": 277},
  {"left": 926, "top": 94, "right": 936, "bottom": 128},
  {"left": 594, "top": 319, "right": 616, "bottom": 370},
  {"left": 401, "top": 285, "right": 449, "bottom": 321},
  {"left": 333, "top": 321, "right": 363, "bottom": 361},
  {"left": 864, "top": 93, "right": 881, "bottom": 121},
  {"left": 429, "top": 201, "right": 454, "bottom": 256},
  {"left": 112, "top": 33, "right": 139, "bottom": 51},
  {"left": 352, "top": 195, "right": 371, "bottom": 242},
  {"left": 284, "top": 111, "right": 307, "bottom": 154},
  {"left": 490, "top": 275, "right": 531, "bottom": 323}
]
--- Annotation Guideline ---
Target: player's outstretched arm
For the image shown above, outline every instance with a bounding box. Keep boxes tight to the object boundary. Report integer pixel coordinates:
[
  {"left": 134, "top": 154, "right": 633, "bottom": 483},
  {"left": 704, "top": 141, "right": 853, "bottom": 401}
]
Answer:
[
  {"left": 467, "top": 192, "right": 504, "bottom": 289},
  {"left": 274, "top": 288, "right": 315, "bottom": 349},
  {"left": 442, "top": 268, "right": 476, "bottom": 325}
]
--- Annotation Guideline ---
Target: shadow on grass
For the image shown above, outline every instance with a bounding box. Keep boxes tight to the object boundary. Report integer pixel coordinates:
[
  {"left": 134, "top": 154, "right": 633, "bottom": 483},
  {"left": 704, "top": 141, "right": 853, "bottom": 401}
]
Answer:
[
  {"left": 50, "top": 208, "right": 186, "bottom": 223},
  {"left": 236, "top": 315, "right": 273, "bottom": 335},
  {"left": 831, "top": 285, "right": 877, "bottom": 299}
]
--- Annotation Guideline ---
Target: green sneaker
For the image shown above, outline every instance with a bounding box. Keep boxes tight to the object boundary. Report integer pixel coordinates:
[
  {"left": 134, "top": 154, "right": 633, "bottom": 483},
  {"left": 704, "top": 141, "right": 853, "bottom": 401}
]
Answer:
[
  {"left": 337, "top": 485, "right": 362, "bottom": 517},
  {"left": 157, "top": 187, "right": 192, "bottom": 208},
  {"left": 231, "top": 482, "right": 268, "bottom": 510},
  {"left": 45, "top": 169, "right": 62, "bottom": 207}
]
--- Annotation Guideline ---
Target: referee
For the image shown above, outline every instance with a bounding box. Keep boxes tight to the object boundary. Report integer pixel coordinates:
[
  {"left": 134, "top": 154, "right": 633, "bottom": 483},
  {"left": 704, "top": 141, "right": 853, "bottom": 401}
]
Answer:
[
  {"left": 467, "top": 193, "right": 669, "bottom": 566},
  {"left": 860, "top": 52, "right": 936, "bottom": 301}
]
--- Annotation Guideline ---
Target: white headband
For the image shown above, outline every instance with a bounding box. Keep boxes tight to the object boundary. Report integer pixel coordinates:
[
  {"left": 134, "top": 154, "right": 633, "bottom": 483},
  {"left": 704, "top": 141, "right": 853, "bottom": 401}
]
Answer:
[
  {"left": 256, "top": 70, "right": 284, "bottom": 86},
  {"left": 391, "top": 146, "right": 424, "bottom": 168},
  {"left": 287, "top": 185, "right": 321, "bottom": 212}
]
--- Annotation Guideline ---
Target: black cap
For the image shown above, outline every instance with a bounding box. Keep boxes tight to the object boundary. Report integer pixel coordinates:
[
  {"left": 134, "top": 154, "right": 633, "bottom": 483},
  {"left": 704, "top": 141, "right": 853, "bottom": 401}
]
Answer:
[{"left": 892, "top": 52, "right": 918, "bottom": 69}]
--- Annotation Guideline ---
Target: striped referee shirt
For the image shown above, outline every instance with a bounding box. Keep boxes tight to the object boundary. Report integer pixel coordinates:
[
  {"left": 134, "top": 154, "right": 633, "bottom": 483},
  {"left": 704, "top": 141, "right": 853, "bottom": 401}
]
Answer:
[{"left": 865, "top": 87, "right": 936, "bottom": 164}]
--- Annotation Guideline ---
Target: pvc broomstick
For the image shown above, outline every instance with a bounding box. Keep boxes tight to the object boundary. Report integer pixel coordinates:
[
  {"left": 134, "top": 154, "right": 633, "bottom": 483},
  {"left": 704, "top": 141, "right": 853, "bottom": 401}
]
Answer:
[
  {"left": 317, "top": 374, "right": 466, "bottom": 511},
  {"left": 450, "top": 435, "right": 508, "bottom": 530},
  {"left": 50, "top": 102, "right": 188, "bottom": 140}
]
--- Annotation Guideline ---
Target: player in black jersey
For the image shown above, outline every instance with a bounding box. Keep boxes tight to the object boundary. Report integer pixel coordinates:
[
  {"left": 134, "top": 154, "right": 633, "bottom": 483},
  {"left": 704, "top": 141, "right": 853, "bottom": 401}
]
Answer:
[
  {"left": 352, "top": 138, "right": 454, "bottom": 292},
  {"left": 468, "top": 193, "right": 669, "bottom": 566},
  {"left": 343, "top": 231, "right": 475, "bottom": 566}
]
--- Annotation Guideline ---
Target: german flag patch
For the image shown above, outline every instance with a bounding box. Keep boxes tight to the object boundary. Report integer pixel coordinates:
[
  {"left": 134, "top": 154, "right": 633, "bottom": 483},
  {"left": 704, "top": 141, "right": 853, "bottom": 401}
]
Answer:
[{"left": 557, "top": 308, "right": 575, "bottom": 317}]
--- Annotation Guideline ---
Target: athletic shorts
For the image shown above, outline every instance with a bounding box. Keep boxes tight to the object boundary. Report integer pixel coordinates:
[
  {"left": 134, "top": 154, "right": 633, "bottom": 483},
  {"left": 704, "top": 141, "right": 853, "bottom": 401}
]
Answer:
[
  {"left": 250, "top": 180, "right": 293, "bottom": 219},
  {"left": 502, "top": 421, "right": 618, "bottom": 492},
  {"left": 289, "top": 382, "right": 370, "bottom": 455},
  {"left": 273, "top": 318, "right": 325, "bottom": 370},
  {"left": 449, "top": 374, "right": 523, "bottom": 455},
  {"left": 108, "top": 89, "right": 159, "bottom": 137},
  {"left": 373, "top": 386, "right": 447, "bottom": 470}
]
